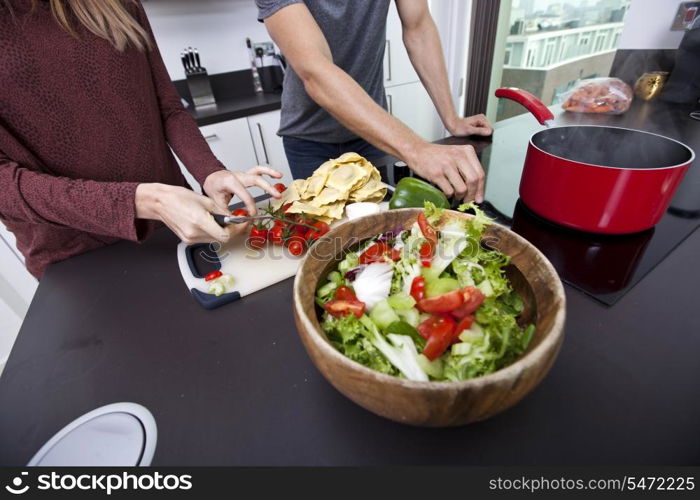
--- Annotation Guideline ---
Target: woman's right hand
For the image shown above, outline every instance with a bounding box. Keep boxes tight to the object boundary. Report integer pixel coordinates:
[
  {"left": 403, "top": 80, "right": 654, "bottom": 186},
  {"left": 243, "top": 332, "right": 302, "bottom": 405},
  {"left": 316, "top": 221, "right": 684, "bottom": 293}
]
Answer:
[{"left": 135, "top": 183, "right": 237, "bottom": 244}]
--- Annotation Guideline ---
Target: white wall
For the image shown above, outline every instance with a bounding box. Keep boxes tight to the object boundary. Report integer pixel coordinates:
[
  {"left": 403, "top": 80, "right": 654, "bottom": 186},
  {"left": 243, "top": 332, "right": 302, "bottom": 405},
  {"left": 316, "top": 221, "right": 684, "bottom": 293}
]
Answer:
[
  {"left": 142, "top": 0, "right": 273, "bottom": 80},
  {"left": 618, "top": 0, "right": 686, "bottom": 49}
]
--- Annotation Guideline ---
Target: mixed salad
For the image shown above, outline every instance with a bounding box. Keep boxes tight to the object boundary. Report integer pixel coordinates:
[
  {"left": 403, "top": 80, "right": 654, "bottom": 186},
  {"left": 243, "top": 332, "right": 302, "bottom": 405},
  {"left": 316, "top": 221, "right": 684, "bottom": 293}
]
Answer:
[{"left": 315, "top": 203, "right": 535, "bottom": 382}]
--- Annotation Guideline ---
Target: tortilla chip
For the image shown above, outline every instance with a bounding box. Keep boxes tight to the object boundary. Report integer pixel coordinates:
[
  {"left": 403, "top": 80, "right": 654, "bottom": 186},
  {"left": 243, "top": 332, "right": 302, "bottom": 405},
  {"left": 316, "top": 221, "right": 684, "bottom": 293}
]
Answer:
[
  {"left": 326, "top": 164, "right": 365, "bottom": 192},
  {"left": 321, "top": 201, "right": 347, "bottom": 220},
  {"left": 313, "top": 186, "right": 348, "bottom": 206},
  {"left": 285, "top": 201, "right": 330, "bottom": 217},
  {"left": 335, "top": 152, "right": 364, "bottom": 164},
  {"left": 271, "top": 179, "right": 304, "bottom": 210}
]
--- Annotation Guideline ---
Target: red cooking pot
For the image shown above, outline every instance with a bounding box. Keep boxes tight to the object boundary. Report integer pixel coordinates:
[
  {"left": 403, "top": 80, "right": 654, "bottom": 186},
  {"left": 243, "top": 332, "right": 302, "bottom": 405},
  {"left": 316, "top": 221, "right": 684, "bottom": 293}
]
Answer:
[{"left": 495, "top": 88, "right": 695, "bottom": 234}]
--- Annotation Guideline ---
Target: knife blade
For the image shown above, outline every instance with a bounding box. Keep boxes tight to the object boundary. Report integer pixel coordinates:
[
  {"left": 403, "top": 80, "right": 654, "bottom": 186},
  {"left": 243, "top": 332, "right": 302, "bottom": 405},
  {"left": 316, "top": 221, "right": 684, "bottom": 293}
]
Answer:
[
  {"left": 187, "top": 47, "right": 197, "bottom": 72},
  {"left": 212, "top": 214, "right": 318, "bottom": 229},
  {"left": 194, "top": 49, "right": 202, "bottom": 71},
  {"left": 181, "top": 53, "right": 190, "bottom": 74}
]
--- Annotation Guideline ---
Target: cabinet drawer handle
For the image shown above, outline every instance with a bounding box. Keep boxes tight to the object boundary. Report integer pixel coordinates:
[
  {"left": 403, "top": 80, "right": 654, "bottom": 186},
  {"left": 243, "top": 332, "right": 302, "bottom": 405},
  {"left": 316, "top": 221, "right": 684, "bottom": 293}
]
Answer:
[
  {"left": 203, "top": 133, "right": 219, "bottom": 142},
  {"left": 385, "top": 39, "right": 392, "bottom": 82},
  {"left": 387, "top": 94, "right": 393, "bottom": 115},
  {"left": 256, "top": 123, "right": 270, "bottom": 164}
]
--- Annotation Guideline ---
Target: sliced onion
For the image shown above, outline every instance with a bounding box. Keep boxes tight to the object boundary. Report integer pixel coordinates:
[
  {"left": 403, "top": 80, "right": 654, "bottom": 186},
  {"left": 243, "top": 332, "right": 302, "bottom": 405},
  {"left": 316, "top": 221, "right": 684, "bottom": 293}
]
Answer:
[{"left": 352, "top": 262, "right": 393, "bottom": 310}]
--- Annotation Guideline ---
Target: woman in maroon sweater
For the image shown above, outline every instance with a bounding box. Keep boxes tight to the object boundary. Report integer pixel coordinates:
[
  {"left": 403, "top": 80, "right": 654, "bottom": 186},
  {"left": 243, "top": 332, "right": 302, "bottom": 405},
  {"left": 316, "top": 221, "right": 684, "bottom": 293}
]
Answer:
[{"left": 0, "top": 0, "right": 282, "bottom": 278}]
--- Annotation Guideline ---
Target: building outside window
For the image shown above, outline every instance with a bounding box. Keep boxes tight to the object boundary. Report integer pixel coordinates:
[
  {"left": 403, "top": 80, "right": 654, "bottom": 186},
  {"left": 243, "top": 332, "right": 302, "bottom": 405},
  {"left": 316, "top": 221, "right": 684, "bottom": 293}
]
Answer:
[{"left": 494, "top": 0, "right": 630, "bottom": 121}]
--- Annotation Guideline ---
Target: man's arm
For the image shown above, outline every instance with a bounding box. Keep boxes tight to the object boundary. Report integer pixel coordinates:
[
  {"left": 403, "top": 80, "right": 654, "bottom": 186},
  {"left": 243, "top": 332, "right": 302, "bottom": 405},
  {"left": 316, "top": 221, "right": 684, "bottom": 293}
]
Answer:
[
  {"left": 263, "top": 3, "right": 484, "bottom": 202},
  {"left": 396, "top": 0, "right": 492, "bottom": 138}
]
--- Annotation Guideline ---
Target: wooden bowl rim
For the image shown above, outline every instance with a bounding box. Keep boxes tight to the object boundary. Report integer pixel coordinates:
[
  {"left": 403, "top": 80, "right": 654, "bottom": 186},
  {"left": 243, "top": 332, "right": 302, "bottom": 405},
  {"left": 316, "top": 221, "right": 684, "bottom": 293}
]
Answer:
[{"left": 293, "top": 208, "right": 566, "bottom": 389}]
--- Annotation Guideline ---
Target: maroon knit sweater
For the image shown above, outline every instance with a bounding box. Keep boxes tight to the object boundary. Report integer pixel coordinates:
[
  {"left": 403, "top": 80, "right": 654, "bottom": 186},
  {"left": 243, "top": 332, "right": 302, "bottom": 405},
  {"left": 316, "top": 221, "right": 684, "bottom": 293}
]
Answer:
[{"left": 0, "top": 0, "right": 225, "bottom": 278}]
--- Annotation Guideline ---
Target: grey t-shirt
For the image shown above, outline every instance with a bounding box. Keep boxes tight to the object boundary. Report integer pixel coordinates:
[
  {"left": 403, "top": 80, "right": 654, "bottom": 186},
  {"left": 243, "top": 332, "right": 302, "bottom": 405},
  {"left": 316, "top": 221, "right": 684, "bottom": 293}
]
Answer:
[{"left": 256, "top": 0, "right": 391, "bottom": 143}]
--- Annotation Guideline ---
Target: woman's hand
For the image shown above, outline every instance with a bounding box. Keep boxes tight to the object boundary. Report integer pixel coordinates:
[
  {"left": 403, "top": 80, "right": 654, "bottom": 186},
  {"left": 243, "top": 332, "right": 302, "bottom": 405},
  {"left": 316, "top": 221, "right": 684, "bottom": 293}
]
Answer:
[
  {"left": 202, "top": 166, "right": 284, "bottom": 215},
  {"left": 135, "top": 183, "right": 237, "bottom": 244}
]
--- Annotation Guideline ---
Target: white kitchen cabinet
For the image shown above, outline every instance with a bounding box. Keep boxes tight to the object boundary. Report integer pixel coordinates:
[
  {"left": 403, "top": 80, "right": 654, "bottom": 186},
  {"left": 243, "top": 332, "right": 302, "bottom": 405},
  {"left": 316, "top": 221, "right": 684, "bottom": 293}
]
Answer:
[
  {"left": 247, "top": 110, "right": 294, "bottom": 187},
  {"left": 0, "top": 224, "right": 37, "bottom": 373},
  {"left": 384, "top": 2, "right": 420, "bottom": 87},
  {"left": 173, "top": 117, "right": 259, "bottom": 193},
  {"left": 386, "top": 82, "right": 444, "bottom": 142}
]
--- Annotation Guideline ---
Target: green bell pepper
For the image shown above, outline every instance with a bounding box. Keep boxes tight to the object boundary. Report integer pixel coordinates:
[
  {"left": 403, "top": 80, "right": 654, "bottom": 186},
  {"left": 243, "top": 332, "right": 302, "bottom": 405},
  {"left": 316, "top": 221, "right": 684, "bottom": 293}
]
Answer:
[{"left": 388, "top": 177, "right": 450, "bottom": 210}]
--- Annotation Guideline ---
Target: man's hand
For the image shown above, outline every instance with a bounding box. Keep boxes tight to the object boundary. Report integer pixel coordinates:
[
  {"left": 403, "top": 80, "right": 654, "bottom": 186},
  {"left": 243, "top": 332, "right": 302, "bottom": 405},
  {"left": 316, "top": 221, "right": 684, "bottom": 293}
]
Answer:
[
  {"left": 202, "top": 166, "right": 283, "bottom": 216},
  {"left": 406, "top": 142, "right": 485, "bottom": 203},
  {"left": 446, "top": 114, "right": 493, "bottom": 138}
]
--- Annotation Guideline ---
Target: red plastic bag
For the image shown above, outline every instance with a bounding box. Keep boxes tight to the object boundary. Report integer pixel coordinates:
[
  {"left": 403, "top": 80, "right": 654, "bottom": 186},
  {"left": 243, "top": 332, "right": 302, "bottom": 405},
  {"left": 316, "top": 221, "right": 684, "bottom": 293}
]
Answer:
[{"left": 562, "top": 78, "right": 633, "bottom": 115}]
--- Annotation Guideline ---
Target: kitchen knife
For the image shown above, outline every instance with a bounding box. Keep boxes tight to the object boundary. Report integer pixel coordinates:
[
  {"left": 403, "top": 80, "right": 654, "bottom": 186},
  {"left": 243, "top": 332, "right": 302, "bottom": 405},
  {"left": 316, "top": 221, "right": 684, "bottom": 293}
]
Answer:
[
  {"left": 194, "top": 49, "right": 202, "bottom": 71},
  {"left": 181, "top": 53, "right": 190, "bottom": 74},
  {"left": 212, "top": 214, "right": 318, "bottom": 229},
  {"left": 187, "top": 47, "right": 196, "bottom": 72}
]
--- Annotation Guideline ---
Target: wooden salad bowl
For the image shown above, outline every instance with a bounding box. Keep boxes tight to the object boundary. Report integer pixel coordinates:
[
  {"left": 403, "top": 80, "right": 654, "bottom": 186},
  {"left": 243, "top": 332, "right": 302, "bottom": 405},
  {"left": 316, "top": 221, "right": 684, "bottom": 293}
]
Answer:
[{"left": 293, "top": 208, "right": 566, "bottom": 427}]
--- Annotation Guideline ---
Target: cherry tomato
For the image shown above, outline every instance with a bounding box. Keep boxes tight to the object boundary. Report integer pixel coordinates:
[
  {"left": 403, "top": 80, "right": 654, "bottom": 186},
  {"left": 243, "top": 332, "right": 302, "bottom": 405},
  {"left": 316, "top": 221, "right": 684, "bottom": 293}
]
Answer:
[
  {"left": 269, "top": 226, "right": 285, "bottom": 246},
  {"left": 288, "top": 239, "right": 305, "bottom": 256},
  {"left": 419, "top": 241, "right": 433, "bottom": 267},
  {"left": 231, "top": 208, "right": 249, "bottom": 217},
  {"left": 453, "top": 316, "right": 475, "bottom": 344},
  {"left": 248, "top": 226, "right": 268, "bottom": 249},
  {"left": 305, "top": 221, "right": 330, "bottom": 243},
  {"left": 282, "top": 202, "right": 294, "bottom": 213},
  {"left": 334, "top": 286, "right": 357, "bottom": 301},
  {"left": 451, "top": 287, "right": 486, "bottom": 319},
  {"left": 359, "top": 242, "right": 390, "bottom": 264},
  {"left": 410, "top": 276, "right": 426, "bottom": 302},
  {"left": 417, "top": 289, "right": 464, "bottom": 314},
  {"left": 417, "top": 315, "right": 456, "bottom": 361},
  {"left": 417, "top": 213, "right": 438, "bottom": 246},
  {"left": 204, "top": 270, "right": 223, "bottom": 282},
  {"left": 274, "top": 183, "right": 287, "bottom": 193},
  {"left": 323, "top": 299, "right": 365, "bottom": 319}
]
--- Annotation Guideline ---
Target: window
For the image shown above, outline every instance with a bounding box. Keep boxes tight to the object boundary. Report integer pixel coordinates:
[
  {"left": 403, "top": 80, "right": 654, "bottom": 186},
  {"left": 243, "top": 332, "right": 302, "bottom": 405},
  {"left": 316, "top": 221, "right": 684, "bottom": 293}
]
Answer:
[
  {"left": 594, "top": 33, "right": 607, "bottom": 52},
  {"left": 489, "top": 0, "right": 630, "bottom": 122}
]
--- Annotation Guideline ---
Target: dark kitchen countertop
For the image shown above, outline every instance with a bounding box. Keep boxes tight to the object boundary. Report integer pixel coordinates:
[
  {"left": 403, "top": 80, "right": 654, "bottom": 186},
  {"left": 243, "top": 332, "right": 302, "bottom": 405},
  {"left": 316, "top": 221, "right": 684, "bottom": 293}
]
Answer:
[
  {"left": 173, "top": 69, "right": 282, "bottom": 126},
  {"left": 1, "top": 99, "right": 699, "bottom": 466}
]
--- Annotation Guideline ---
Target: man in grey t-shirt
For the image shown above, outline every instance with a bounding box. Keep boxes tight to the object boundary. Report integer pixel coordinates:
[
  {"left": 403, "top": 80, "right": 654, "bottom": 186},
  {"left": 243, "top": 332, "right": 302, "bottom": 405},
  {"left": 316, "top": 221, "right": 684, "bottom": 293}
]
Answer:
[{"left": 257, "top": 0, "right": 492, "bottom": 202}]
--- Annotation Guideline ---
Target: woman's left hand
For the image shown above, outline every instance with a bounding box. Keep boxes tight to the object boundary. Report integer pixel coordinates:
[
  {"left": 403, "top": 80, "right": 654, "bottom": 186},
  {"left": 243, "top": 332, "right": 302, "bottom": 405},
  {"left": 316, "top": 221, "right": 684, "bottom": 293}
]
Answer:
[{"left": 202, "top": 166, "right": 284, "bottom": 215}]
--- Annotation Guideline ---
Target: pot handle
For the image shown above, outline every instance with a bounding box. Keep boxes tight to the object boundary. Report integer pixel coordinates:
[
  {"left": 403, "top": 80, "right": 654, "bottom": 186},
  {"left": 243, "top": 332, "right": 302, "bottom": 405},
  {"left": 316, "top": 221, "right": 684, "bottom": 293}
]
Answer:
[{"left": 495, "top": 88, "right": 554, "bottom": 126}]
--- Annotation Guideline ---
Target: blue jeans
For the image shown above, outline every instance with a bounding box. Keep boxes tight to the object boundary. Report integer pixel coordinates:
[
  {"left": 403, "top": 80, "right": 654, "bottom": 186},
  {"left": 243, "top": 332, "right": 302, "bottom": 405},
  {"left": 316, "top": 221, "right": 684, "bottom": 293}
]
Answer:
[{"left": 283, "top": 136, "right": 387, "bottom": 179}]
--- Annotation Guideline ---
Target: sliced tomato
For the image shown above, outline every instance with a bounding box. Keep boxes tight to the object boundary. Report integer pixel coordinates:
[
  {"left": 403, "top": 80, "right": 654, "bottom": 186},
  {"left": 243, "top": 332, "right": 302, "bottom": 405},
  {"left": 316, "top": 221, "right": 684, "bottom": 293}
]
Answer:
[
  {"left": 269, "top": 226, "right": 285, "bottom": 246},
  {"left": 417, "top": 289, "right": 464, "bottom": 314},
  {"left": 204, "top": 270, "right": 223, "bottom": 282},
  {"left": 231, "top": 208, "right": 249, "bottom": 217},
  {"left": 334, "top": 286, "right": 357, "bottom": 301},
  {"left": 410, "top": 276, "right": 426, "bottom": 302},
  {"left": 359, "top": 242, "right": 390, "bottom": 264},
  {"left": 323, "top": 299, "right": 365, "bottom": 319},
  {"left": 248, "top": 226, "right": 268, "bottom": 249},
  {"left": 451, "top": 287, "right": 486, "bottom": 319},
  {"left": 282, "top": 202, "right": 294, "bottom": 213},
  {"left": 418, "top": 315, "right": 456, "bottom": 361},
  {"left": 419, "top": 241, "right": 433, "bottom": 267},
  {"left": 453, "top": 316, "right": 475, "bottom": 344},
  {"left": 274, "top": 183, "right": 287, "bottom": 193},
  {"left": 288, "top": 240, "right": 305, "bottom": 256},
  {"left": 417, "top": 213, "right": 438, "bottom": 246},
  {"left": 389, "top": 247, "right": 402, "bottom": 261}
]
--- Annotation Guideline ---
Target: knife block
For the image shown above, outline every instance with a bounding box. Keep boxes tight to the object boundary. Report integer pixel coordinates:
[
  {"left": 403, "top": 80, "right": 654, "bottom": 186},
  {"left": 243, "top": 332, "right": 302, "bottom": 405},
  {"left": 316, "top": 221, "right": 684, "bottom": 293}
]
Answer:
[{"left": 186, "top": 70, "right": 216, "bottom": 108}]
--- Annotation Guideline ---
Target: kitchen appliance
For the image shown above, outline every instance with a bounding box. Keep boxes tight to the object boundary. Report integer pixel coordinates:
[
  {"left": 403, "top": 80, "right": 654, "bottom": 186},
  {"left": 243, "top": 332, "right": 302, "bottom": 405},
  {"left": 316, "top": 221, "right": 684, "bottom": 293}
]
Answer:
[
  {"left": 181, "top": 47, "right": 215, "bottom": 107},
  {"left": 495, "top": 88, "right": 695, "bottom": 235},
  {"left": 661, "top": 20, "right": 700, "bottom": 104}
]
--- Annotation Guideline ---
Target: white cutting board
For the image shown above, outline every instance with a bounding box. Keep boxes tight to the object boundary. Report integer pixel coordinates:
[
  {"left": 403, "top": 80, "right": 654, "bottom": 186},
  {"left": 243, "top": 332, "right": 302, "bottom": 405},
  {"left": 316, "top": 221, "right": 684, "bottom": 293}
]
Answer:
[{"left": 177, "top": 201, "right": 389, "bottom": 307}]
